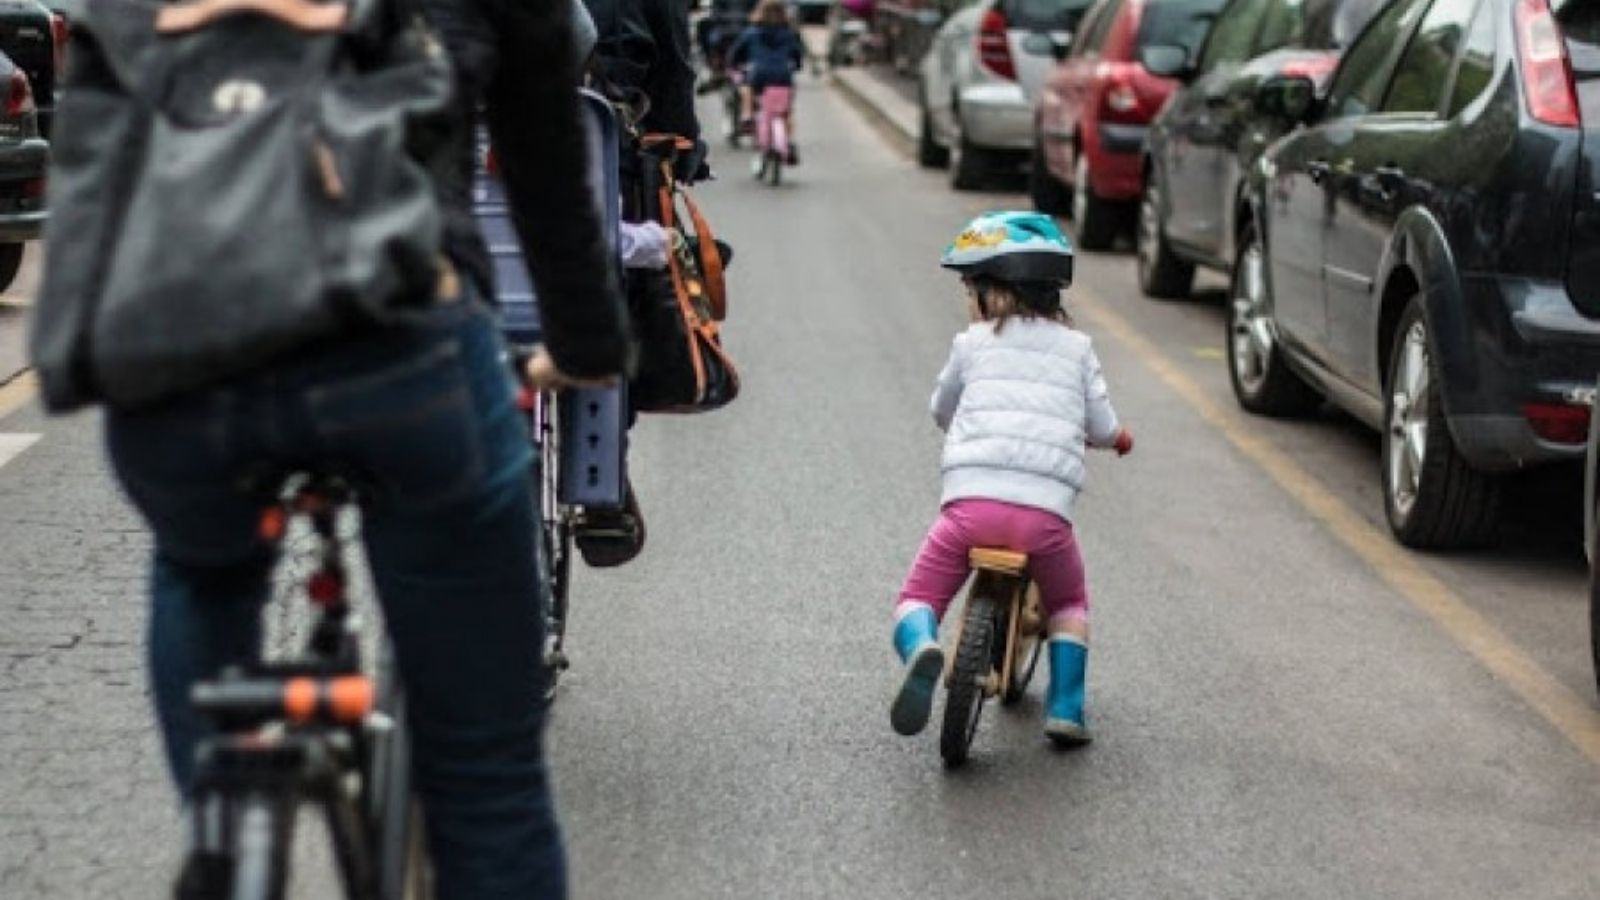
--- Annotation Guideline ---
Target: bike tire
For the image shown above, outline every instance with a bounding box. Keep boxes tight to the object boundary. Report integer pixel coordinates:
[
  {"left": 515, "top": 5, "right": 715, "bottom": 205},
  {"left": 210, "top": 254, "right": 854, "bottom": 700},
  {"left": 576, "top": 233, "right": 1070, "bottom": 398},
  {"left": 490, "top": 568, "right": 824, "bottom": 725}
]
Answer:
[
  {"left": 534, "top": 393, "right": 572, "bottom": 702},
  {"left": 228, "top": 792, "right": 294, "bottom": 900},
  {"left": 939, "top": 594, "right": 996, "bottom": 767},
  {"left": 369, "top": 651, "right": 432, "bottom": 900}
]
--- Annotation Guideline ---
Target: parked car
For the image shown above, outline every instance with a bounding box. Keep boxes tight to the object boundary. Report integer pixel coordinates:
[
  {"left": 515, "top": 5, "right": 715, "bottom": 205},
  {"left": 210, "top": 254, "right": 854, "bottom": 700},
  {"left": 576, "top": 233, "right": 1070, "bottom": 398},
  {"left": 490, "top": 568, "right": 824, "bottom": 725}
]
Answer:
[
  {"left": 0, "top": 1, "right": 59, "bottom": 139},
  {"left": 917, "top": 0, "right": 1093, "bottom": 189},
  {"left": 1032, "top": 0, "right": 1225, "bottom": 249},
  {"left": 877, "top": 0, "right": 957, "bottom": 75},
  {"left": 1233, "top": 0, "right": 1600, "bottom": 549},
  {"left": 0, "top": 48, "right": 44, "bottom": 292},
  {"left": 1138, "top": 0, "right": 1382, "bottom": 297}
]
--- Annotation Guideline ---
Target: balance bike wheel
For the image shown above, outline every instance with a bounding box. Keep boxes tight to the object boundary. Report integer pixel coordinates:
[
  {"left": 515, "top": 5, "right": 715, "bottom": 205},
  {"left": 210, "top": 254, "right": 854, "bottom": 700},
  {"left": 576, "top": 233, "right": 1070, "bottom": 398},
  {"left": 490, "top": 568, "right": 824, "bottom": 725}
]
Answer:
[{"left": 940, "top": 594, "right": 996, "bottom": 767}]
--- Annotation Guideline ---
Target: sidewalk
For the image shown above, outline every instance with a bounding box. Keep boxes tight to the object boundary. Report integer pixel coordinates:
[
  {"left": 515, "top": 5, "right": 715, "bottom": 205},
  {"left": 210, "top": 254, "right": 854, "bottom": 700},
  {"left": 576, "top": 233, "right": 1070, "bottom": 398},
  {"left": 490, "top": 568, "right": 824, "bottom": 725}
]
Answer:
[{"left": 830, "top": 64, "right": 920, "bottom": 155}]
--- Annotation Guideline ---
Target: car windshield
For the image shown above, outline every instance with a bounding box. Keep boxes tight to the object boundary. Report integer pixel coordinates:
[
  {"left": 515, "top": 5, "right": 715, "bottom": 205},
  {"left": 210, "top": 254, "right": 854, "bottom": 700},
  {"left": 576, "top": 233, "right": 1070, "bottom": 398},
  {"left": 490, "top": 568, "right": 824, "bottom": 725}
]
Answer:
[
  {"left": 1003, "top": 0, "right": 1097, "bottom": 32},
  {"left": 1137, "top": 0, "right": 1229, "bottom": 52}
]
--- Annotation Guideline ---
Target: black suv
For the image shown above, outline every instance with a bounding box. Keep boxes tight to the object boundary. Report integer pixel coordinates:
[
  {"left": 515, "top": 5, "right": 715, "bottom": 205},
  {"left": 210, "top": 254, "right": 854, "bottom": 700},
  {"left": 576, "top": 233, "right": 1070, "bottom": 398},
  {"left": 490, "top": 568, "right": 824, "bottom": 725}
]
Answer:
[
  {"left": 1137, "top": 0, "right": 1381, "bottom": 298},
  {"left": 1232, "top": 0, "right": 1600, "bottom": 548}
]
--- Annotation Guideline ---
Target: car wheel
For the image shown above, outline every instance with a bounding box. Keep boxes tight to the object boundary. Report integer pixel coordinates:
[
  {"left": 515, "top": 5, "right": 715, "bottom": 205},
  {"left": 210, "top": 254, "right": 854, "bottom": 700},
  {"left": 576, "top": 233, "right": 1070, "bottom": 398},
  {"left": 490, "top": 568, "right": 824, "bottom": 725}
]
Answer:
[
  {"left": 1380, "top": 297, "right": 1501, "bottom": 549},
  {"left": 1136, "top": 167, "right": 1194, "bottom": 299},
  {"left": 1029, "top": 134, "right": 1071, "bottom": 214},
  {"left": 949, "top": 122, "right": 990, "bottom": 191},
  {"left": 1226, "top": 224, "right": 1320, "bottom": 416},
  {"left": 0, "top": 243, "right": 22, "bottom": 294},
  {"left": 917, "top": 97, "right": 949, "bottom": 169},
  {"left": 1071, "top": 154, "right": 1117, "bottom": 250}
]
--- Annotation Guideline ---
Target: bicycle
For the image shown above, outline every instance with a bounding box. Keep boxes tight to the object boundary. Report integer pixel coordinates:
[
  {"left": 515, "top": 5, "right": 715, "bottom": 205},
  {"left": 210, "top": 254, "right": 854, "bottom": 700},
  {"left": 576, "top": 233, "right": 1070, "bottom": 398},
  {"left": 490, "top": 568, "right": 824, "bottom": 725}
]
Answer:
[
  {"left": 176, "top": 474, "right": 429, "bottom": 900},
  {"left": 750, "top": 85, "right": 793, "bottom": 186},
  {"left": 938, "top": 547, "right": 1047, "bottom": 767}
]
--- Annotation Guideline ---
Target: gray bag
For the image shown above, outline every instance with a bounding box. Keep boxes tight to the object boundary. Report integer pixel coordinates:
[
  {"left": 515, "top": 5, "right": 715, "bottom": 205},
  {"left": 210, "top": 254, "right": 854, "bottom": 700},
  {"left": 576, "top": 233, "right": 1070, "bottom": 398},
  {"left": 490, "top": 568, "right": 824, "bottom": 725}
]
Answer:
[{"left": 30, "top": 0, "right": 453, "bottom": 410}]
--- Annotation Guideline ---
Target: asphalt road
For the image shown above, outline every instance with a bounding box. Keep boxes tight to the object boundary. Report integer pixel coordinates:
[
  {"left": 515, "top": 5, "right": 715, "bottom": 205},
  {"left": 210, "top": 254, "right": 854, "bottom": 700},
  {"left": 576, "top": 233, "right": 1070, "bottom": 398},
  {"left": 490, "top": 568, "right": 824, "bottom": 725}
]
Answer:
[{"left": 2, "top": 76, "right": 1599, "bottom": 898}]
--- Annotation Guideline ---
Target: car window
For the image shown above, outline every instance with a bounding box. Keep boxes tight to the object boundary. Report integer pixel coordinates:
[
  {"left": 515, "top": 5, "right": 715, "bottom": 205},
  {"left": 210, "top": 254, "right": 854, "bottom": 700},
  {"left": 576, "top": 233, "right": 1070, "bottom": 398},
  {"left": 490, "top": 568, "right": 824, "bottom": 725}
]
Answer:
[
  {"left": 1254, "top": 0, "right": 1305, "bottom": 53},
  {"left": 1068, "top": 0, "right": 1107, "bottom": 54},
  {"left": 1443, "top": 0, "right": 1496, "bottom": 116},
  {"left": 1382, "top": 0, "right": 1478, "bottom": 114},
  {"left": 1138, "top": 0, "right": 1230, "bottom": 55},
  {"left": 1003, "top": 0, "right": 1098, "bottom": 32},
  {"left": 1558, "top": 0, "right": 1600, "bottom": 126},
  {"left": 1079, "top": 0, "right": 1126, "bottom": 52},
  {"left": 1198, "top": 0, "right": 1270, "bottom": 70},
  {"left": 1324, "top": 0, "right": 1430, "bottom": 118}
]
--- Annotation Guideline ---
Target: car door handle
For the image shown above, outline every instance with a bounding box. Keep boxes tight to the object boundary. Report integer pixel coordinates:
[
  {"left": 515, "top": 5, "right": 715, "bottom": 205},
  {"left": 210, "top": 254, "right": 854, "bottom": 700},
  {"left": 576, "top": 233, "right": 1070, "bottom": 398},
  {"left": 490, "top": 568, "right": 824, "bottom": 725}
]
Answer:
[{"left": 1307, "top": 160, "right": 1331, "bottom": 184}]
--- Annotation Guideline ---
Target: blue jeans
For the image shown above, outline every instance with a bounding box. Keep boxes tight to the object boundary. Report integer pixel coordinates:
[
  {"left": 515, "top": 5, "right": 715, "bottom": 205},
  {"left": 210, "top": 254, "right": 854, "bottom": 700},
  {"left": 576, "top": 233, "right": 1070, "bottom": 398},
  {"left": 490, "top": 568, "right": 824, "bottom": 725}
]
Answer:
[{"left": 105, "top": 299, "right": 564, "bottom": 899}]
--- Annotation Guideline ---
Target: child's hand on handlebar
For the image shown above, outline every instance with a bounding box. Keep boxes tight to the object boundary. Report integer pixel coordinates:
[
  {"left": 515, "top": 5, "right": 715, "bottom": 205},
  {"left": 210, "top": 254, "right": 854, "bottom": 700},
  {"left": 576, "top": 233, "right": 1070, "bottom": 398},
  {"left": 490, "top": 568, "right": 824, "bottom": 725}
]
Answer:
[{"left": 1113, "top": 428, "right": 1134, "bottom": 457}]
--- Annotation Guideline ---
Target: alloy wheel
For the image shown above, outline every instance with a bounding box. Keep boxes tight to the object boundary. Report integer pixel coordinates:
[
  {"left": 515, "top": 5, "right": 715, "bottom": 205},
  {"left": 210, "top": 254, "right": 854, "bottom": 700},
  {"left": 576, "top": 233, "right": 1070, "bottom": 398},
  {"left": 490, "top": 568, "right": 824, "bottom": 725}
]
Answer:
[
  {"left": 1136, "top": 178, "right": 1160, "bottom": 284},
  {"left": 1229, "top": 243, "right": 1274, "bottom": 396},
  {"left": 1387, "top": 322, "right": 1431, "bottom": 520}
]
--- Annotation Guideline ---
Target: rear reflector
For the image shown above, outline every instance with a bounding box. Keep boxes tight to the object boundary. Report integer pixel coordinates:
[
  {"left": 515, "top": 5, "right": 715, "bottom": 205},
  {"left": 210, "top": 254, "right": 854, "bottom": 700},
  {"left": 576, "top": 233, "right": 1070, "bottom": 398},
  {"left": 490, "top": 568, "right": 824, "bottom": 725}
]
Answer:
[
  {"left": 1524, "top": 402, "right": 1590, "bottom": 444},
  {"left": 1514, "top": 0, "right": 1580, "bottom": 127}
]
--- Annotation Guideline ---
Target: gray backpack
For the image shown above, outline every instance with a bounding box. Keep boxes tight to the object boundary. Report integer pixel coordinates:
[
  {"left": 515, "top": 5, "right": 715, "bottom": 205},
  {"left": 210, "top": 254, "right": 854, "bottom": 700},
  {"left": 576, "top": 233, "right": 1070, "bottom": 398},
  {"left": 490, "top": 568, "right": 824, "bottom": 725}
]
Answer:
[{"left": 30, "top": 0, "right": 452, "bottom": 411}]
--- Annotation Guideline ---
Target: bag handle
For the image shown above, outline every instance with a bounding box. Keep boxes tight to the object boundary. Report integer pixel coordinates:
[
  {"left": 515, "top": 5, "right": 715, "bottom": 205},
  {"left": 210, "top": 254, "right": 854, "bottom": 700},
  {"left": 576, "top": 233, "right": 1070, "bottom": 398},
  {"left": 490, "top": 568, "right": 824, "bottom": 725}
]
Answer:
[
  {"left": 155, "top": 0, "right": 349, "bottom": 33},
  {"left": 679, "top": 191, "right": 726, "bottom": 322}
]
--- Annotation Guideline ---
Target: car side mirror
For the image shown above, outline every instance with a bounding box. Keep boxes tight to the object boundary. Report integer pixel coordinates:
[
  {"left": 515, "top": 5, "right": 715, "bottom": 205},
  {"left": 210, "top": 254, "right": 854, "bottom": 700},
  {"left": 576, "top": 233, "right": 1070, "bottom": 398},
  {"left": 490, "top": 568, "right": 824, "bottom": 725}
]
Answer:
[
  {"left": 1139, "top": 44, "right": 1190, "bottom": 79},
  {"left": 1254, "top": 74, "right": 1318, "bottom": 123}
]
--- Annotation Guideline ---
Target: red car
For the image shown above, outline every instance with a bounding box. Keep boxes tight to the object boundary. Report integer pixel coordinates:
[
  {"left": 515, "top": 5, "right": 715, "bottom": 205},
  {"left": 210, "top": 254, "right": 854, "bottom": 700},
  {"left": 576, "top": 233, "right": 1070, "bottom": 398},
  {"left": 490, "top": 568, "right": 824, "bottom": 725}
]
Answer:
[{"left": 1032, "top": 0, "right": 1224, "bottom": 249}]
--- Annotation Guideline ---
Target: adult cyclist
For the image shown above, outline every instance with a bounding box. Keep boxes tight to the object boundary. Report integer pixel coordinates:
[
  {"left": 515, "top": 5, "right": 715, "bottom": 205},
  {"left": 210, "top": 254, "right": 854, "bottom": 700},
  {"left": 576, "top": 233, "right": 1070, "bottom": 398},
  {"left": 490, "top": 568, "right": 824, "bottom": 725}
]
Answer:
[{"left": 36, "top": 1, "right": 627, "bottom": 897}]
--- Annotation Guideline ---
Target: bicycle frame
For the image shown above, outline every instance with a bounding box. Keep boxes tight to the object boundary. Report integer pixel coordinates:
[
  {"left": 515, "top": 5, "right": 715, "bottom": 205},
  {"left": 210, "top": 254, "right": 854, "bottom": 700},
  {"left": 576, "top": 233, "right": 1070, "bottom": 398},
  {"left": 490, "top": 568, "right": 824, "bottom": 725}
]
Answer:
[
  {"left": 180, "top": 476, "right": 422, "bottom": 900},
  {"left": 756, "top": 86, "right": 793, "bottom": 157}
]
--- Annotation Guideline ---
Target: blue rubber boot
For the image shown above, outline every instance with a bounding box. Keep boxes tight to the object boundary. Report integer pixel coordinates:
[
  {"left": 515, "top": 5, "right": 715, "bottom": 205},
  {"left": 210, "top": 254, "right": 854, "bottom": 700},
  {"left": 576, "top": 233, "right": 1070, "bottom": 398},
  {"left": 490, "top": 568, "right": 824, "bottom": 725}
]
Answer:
[
  {"left": 890, "top": 605, "right": 944, "bottom": 736},
  {"left": 1045, "top": 636, "right": 1092, "bottom": 746}
]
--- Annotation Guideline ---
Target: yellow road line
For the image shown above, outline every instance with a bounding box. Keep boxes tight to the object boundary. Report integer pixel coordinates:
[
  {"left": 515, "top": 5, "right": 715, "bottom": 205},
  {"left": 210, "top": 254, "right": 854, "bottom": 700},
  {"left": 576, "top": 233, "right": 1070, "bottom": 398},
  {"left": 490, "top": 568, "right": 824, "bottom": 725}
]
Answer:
[
  {"left": 0, "top": 369, "right": 37, "bottom": 420},
  {"left": 1075, "top": 292, "right": 1600, "bottom": 767}
]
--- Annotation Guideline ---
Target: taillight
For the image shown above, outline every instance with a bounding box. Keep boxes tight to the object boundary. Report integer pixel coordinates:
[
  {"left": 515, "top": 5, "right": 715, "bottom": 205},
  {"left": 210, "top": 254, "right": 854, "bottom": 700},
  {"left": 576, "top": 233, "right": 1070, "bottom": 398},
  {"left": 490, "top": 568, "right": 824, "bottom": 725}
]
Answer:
[
  {"left": 1514, "top": 0, "right": 1579, "bottom": 127},
  {"left": 5, "top": 71, "right": 32, "bottom": 118},
  {"left": 976, "top": 8, "right": 1016, "bottom": 81},
  {"left": 1098, "top": 64, "right": 1152, "bottom": 124},
  {"left": 1524, "top": 402, "right": 1590, "bottom": 444},
  {"left": 50, "top": 14, "right": 68, "bottom": 76}
]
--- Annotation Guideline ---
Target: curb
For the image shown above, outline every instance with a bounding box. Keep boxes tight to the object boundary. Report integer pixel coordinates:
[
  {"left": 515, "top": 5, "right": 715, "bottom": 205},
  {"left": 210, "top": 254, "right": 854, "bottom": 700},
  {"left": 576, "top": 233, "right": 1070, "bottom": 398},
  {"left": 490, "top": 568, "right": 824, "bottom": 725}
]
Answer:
[{"left": 829, "top": 67, "right": 917, "bottom": 158}]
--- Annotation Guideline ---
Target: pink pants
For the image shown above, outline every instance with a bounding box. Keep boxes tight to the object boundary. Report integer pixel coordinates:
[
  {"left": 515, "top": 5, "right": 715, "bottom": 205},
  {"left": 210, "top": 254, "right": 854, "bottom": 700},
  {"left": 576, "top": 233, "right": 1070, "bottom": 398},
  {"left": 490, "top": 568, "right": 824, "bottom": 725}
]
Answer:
[{"left": 897, "top": 498, "right": 1089, "bottom": 628}]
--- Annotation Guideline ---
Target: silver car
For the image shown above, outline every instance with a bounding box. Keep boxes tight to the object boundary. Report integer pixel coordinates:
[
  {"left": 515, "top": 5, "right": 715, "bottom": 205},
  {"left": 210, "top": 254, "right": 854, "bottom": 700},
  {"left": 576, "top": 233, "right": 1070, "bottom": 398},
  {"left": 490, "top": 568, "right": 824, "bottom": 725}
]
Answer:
[{"left": 916, "top": 0, "right": 1092, "bottom": 189}]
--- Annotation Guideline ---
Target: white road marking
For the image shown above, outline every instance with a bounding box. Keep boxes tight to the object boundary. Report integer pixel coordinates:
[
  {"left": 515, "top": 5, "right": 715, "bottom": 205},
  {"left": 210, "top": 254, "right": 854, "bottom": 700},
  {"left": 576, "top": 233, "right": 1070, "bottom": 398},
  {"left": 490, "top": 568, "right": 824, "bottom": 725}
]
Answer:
[{"left": 0, "top": 432, "right": 40, "bottom": 469}]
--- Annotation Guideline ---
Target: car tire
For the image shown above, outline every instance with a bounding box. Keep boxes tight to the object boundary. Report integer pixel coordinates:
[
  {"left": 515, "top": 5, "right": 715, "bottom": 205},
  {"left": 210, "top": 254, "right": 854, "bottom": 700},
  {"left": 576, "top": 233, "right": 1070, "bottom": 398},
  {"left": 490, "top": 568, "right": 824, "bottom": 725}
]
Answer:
[
  {"left": 917, "top": 99, "right": 949, "bottom": 169},
  {"left": 1226, "top": 223, "right": 1321, "bottom": 417},
  {"left": 1380, "top": 297, "right": 1501, "bottom": 549},
  {"left": 0, "top": 243, "right": 23, "bottom": 294},
  {"left": 1029, "top": 134, "right": 1071, "bottom": 214},
  {"left": 1136, "top": 167, "right": 1193, "bottom": 299},
  {"left": 1071, "top": 153, "right": 1117, "bottom": 251},
  {"left": 950, "top": 127, "right": 990, "bottom": 191}
]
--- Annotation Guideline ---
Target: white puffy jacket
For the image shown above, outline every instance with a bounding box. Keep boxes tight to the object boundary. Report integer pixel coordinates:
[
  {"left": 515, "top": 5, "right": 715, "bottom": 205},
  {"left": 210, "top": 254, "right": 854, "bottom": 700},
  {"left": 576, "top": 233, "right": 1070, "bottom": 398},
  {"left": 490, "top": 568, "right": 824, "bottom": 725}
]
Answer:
[{"left": 931, "top": 318, "right": 1120, "bottom": 522}]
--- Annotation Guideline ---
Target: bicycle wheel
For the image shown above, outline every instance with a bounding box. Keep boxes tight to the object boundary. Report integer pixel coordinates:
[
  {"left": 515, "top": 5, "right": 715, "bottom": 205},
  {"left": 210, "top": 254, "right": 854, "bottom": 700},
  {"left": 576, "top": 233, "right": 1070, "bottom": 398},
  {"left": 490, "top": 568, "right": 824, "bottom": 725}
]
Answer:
[
  {"left": 229, "top": 792, "right": 296, "bottom": 900},
  {"left": 534, "top": 392, "right": 572, "bottom": 701},
  {"left": 940, "top": 593, "right": 996, "bottom": 767},
  {"left": 369, "top": 648, "right": 431, "bottom": 900},
  {"left": 1001, "top": 583, "right": 1044, "bottom": 705}
]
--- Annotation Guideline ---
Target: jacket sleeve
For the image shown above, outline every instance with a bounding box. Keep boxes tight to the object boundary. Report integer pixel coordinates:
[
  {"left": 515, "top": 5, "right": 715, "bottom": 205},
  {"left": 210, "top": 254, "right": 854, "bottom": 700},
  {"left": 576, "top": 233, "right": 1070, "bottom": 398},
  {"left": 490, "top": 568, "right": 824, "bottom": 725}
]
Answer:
[
  {"left": 1082, "top": 343, "right": 1121, "bottom": 447},
  {"left": 485, "top": 0, "right": 631, "bottom": 379},
  {"left": 642, "top": 0, "right": 701, "bottom": 141},
  {"left": 930, "top": 333, "right": 967, "bottom": 432}
]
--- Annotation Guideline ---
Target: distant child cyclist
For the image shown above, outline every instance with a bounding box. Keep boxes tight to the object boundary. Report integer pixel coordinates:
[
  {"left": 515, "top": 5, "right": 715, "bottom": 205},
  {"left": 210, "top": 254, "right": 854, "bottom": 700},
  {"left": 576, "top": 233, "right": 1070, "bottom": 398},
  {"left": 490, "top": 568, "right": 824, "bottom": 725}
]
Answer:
[
  {"left": 729, "top": 0, "right": 805, "bottom": 164},
  {"left": 890, "top": 211, "right": 1133, "bottom": 746}
]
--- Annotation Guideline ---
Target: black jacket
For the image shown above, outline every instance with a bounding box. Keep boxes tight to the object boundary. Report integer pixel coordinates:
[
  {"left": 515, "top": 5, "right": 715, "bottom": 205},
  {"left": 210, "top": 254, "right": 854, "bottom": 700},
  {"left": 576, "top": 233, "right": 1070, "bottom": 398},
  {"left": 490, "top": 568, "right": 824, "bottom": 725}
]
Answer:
[
  {"left": 583, "top": 0, "right": 699, "bottom": 143},
  {"left": 423, "top": 0, "right": 630, "bottom": 379}
]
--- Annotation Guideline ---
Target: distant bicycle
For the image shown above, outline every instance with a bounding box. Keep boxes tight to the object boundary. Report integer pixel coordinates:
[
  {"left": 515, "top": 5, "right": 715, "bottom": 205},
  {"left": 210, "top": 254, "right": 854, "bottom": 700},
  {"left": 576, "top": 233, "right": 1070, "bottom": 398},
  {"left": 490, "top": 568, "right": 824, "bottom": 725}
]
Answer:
[
  {"left": 750, "top": 85, "right": 793, "bottom": 186},
  {"left": 939, "top": 547, "right": 1046, "bottom": 766},
  {"left": 176, "top": 474, "right": 428, "bottom": 900}
]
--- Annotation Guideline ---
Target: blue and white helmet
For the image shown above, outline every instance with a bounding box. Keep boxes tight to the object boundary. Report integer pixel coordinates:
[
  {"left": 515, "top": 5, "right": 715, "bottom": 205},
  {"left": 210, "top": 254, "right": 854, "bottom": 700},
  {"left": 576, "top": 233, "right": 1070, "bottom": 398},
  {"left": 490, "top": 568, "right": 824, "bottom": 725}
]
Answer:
[{"left": 940, "top": 211, "right": 1074, "bottom": 287}]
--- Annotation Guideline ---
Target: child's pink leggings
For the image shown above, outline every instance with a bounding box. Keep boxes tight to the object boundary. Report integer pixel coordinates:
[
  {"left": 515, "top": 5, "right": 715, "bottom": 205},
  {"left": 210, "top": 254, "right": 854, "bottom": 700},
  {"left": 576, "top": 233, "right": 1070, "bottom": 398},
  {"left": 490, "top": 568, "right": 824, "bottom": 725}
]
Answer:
[{"left": 897, "top": 498, "right": 1088, "bottom": 628}]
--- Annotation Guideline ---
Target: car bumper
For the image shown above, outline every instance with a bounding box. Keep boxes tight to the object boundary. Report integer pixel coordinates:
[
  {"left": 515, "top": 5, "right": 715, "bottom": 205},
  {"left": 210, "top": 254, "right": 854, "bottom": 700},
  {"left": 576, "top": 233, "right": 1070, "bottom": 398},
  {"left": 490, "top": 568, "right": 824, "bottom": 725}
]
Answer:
[
  {"left": 958, "top": 82, "right": 1033, "bottom": 152},
  {"left": 1439, "top": 275, "right": 1600, "bottom": 470}
]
